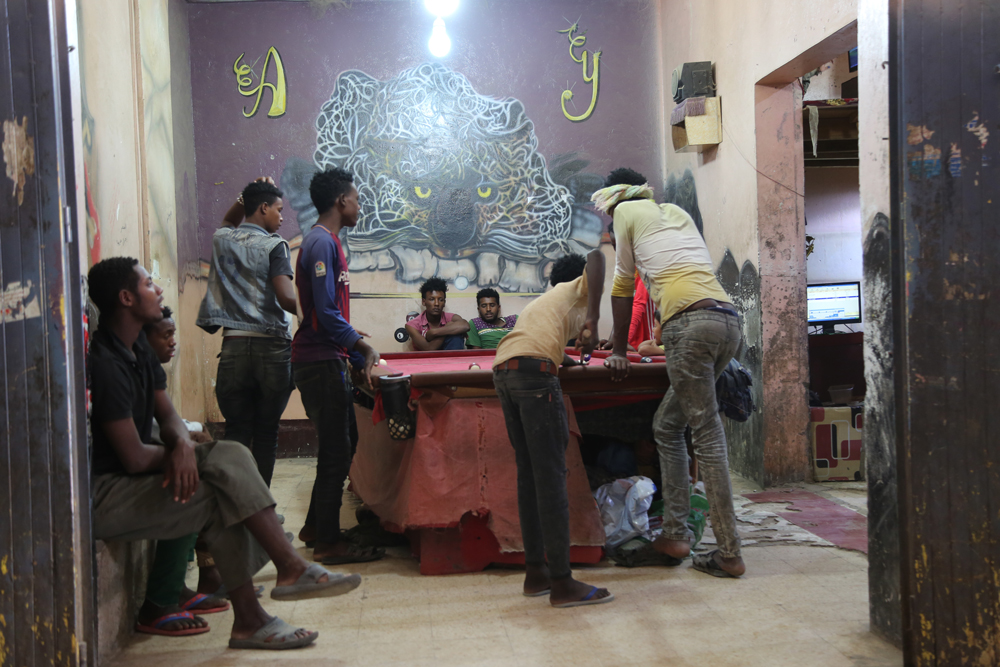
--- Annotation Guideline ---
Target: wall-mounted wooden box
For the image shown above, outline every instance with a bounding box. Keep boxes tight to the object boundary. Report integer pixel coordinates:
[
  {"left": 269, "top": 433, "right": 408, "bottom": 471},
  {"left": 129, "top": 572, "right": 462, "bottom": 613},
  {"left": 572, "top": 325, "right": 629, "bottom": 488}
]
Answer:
[{"left": 671, "top": 96, "right": 722, "bottom": 152}]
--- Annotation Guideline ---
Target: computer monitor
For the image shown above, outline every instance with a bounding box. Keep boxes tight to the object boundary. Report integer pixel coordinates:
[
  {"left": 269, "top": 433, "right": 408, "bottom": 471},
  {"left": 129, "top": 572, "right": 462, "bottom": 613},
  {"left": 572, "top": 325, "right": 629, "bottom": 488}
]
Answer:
[{"left": 807, "top": 281, "right": 861, "bottom": 334}]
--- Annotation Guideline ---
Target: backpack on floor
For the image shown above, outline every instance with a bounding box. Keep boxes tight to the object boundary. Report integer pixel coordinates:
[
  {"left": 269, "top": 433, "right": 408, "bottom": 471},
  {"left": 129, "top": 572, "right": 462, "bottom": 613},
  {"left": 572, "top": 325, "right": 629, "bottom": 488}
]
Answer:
[{"left": 716, "top": 358, "right": 756, "bottom": 422}]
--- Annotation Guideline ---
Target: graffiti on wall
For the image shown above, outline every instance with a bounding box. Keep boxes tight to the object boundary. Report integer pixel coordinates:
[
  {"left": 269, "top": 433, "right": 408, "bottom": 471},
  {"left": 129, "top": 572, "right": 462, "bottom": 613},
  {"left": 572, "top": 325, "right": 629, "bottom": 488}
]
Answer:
[
  {"left": 558, "top": 22, "right": 601, "bottom": 122},
  {"left": 662, "top": 169, "right": 704, "bottom": 236},
  {"left": 282, "top": 62, "right": 603, "bottom": 292},
  {"left": 234, "top": 47, "right": 287, "bottom": 119},
  {"left": 659, "top": 168, "right": 764, "bottom": 481}
]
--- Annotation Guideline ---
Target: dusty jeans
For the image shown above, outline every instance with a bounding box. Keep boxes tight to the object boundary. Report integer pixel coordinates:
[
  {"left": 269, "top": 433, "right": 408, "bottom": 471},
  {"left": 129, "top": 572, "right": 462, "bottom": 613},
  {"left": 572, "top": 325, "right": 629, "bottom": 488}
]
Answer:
[
  {"left": 494, "top": 366, "right": 573, "bottom": 580},
  {"left": 654, "top": 308, "right": 743, "bottom": 558}
]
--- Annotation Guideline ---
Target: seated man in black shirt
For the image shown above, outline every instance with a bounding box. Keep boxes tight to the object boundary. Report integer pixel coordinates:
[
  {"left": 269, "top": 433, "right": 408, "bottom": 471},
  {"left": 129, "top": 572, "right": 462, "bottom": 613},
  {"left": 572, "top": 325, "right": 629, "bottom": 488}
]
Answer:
[{"left": 88, "top": 257, "right": 360, "bottom": 651}]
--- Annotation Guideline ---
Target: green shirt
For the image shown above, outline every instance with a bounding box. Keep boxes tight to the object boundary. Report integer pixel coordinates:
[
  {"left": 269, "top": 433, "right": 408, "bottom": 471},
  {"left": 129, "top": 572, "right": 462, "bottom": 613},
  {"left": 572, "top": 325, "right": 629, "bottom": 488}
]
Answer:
[{"left": 467, "top": 315, "right": 518, "bottom": 349}]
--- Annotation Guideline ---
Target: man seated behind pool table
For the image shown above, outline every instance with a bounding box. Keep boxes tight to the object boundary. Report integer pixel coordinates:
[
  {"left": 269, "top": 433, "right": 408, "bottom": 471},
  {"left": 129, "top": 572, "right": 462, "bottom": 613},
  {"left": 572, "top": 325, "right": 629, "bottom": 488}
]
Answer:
[
  {"left": 466, "top": 288, "right": 518, "bottom": 350},
  {"left": 405, "top": 277, "right": 470, "bottom": 351}
]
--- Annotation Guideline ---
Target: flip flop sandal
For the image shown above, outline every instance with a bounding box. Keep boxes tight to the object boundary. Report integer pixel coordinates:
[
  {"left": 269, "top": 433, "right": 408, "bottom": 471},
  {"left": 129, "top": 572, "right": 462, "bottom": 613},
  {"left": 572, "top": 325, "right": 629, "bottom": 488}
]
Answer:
[
  {"left": 551, "top": 586, "right": 615, "bottom": 609},
  {"left": 228, "top": 616, "right": 318, "bottom": 650},
  {"left": 611, "top": 543, "right": 683, "bottom": 568},
  {"left": 319, "top": 544, "right": 385, "bottom": 565},
  {"left": 270, "top": 563, "right": 362, "bottom": 601},
  {"left": 136, "top": 610, "right": 210, "bottom": 637},
  {"left": 692, "top": 550, "right": 740, "bottom": 578},
  {"left": 522, "top": 588, "right": 551, "bottom": 598},
  {"left": 180, "top": 592, "right": 230, "bottom": 614}
]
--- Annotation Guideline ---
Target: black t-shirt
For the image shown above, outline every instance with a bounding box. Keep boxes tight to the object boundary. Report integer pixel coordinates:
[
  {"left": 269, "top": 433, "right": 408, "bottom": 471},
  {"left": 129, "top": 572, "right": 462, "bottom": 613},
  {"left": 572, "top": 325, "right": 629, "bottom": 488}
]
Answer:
[
  {"left": 88, "top": 327, "right": 167, "bottom": 476},
  {"left": 269, "top": 241, "right": 293, "bottom": 280}
]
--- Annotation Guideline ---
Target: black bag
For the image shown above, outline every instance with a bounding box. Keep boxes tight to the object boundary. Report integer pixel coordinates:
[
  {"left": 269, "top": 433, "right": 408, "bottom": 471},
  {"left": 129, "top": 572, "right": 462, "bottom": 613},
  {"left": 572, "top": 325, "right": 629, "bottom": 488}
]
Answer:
[{"left": 716, "top": 359, "right": 756, "bottom": 422}]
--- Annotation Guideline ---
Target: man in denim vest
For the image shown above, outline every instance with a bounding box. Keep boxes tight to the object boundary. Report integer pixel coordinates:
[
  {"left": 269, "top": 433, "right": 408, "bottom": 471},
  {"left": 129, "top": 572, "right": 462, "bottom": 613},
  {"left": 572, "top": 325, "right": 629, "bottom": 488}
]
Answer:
[{"left": 197, "top": 177, "right": 298, "bottom": 487}]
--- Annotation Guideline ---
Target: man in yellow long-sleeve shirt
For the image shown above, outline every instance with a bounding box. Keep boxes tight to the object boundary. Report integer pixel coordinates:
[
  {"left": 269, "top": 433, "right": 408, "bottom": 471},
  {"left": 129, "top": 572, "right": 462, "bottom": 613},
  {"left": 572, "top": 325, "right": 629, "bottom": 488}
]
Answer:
[{"left": 594, "top": 168, "right": 746, "bottom": 579}]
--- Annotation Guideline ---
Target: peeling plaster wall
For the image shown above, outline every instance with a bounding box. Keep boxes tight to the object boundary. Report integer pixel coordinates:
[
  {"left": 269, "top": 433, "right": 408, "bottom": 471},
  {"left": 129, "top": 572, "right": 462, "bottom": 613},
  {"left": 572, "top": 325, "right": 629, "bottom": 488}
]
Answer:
[
  {"left": 858, "top": 0, "right": 899, "bottom": 647},
  {"left": 716, "top": 251, "right": 764, "bottom": 482},
  {"left": 166, "top": 0, "right": 209, "bottom": 423},
  {"left": 76, "top": 0, "right": 153, "bottom": 661},
  {"left": 659, "top": 0, "right": 857, "bottom": 485},
  {"left": 78, "top": 0, "right": 145, "bottom": 264},
  {"left": 138, "top": 0, "right": 182, "bottom": 398},
  {"left": 755, "top": 81, "right": 811, "bottom": 485},
  {"left": 76, "top": 0, "right": 196, "bottom": 660},
  {"left": 802, "top": 52, "right": 855, "bottom": 102}
]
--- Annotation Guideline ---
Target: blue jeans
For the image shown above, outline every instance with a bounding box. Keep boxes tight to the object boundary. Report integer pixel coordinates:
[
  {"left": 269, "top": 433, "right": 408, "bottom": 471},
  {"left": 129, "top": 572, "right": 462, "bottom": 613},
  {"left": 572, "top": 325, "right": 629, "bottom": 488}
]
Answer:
[
  {"left": 293, "top": 359, "right": 359, "bottom": 544},
  {"left": 439, "top": 335, "right": 465, "bottom": 351},
  {"left": 215, "top": 337, "right": 294, "bottom": 487},
  {"left": 654, "top": 309, "right": 743, "bottom": 558},
  {"left": 494, "top": 366, "right": 572, "bottom": 579}
]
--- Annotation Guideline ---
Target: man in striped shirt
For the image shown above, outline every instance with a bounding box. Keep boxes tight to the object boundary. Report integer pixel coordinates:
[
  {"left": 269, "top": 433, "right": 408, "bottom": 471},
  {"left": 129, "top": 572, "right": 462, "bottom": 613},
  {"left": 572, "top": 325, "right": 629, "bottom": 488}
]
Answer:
[{"left": 594, "top": 168, "right": 745, "bottom": 579}]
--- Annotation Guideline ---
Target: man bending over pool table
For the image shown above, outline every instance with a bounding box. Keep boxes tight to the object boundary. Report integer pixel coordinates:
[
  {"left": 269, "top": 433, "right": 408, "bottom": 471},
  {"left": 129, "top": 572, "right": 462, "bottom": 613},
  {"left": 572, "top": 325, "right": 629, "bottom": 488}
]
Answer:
[{"left": 492, "top": 250, "right": 614, "bottom": 609}]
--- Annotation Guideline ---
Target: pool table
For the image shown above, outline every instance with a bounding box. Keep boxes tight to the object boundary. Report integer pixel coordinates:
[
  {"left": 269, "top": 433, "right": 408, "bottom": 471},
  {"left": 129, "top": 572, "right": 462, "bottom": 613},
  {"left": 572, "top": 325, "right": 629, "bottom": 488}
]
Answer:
[{"left": 349, "top": 348, "right": 669, "bottom": 575}]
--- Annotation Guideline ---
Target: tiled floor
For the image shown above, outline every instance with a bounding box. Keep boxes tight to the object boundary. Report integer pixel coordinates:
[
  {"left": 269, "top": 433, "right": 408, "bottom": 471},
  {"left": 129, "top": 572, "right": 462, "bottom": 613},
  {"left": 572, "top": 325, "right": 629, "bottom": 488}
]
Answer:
[{"left": 109, "top": 460, "right": 902, "bottom": 666}]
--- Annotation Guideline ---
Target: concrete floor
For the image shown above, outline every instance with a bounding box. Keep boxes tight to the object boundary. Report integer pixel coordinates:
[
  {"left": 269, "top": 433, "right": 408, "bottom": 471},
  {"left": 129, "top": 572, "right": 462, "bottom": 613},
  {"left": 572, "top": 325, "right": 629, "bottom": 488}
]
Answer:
[{"left": 109, "top": 459, "right": 902, "bottom": 667}]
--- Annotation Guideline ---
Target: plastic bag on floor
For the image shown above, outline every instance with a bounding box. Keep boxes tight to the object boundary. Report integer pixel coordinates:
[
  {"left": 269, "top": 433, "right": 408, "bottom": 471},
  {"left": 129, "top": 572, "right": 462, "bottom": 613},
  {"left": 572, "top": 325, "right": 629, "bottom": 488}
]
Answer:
[
  {"left": 594, "top": 476, "right": 657, "bottom": 548},
  {"left": 647, "top": 482, "right": 710, "bottom": 548}
]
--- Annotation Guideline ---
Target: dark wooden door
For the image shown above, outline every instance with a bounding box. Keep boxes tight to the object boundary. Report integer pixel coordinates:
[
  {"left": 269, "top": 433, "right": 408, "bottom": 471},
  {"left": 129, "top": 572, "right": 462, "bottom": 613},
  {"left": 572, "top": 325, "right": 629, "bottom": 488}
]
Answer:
[
  {"left": 891, "top": 0, "right": 1000, "bottom": 663},
  {"left": 0, "top": 0, "right": 92, "bottom": 665}
]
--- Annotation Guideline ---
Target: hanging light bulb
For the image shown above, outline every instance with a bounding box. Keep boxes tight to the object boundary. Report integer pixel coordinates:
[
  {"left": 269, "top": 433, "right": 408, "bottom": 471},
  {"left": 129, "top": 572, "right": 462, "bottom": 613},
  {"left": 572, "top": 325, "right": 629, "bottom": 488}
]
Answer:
[
  {"left": 424, "top": 0, "right": 459, "bottom": 17},
  {"left": 428, "top": 17, "right": 452, "bottom": 57}
]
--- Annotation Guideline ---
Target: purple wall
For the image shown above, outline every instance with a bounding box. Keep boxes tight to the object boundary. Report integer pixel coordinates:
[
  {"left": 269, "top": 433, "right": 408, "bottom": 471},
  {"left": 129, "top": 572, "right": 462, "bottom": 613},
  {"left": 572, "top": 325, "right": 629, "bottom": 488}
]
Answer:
[{"left": 187, "top": 0, "right": 662, "bottom": 286}]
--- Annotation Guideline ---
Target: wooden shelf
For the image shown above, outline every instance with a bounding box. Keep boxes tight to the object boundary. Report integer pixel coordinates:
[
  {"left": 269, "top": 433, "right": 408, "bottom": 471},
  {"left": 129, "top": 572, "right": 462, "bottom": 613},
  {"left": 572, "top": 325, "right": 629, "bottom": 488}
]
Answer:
[{"left": 671, "top": 96, "right": 721, "bottom": 152}]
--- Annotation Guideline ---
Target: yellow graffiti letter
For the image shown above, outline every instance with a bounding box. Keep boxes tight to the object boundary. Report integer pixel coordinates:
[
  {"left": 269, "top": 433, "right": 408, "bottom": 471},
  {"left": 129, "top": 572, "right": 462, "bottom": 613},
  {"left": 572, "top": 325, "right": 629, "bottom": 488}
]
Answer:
[
  {"left": 233, "top": 47, "right": 287, "bottom": 118},
  {"left": 558, "top": 24, "right": 600, "bottom": 122}
]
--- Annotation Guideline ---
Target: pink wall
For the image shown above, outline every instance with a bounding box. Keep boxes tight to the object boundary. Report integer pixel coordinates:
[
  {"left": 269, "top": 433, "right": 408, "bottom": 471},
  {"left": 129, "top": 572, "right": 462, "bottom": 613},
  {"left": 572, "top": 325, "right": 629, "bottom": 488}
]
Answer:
[
  {"left": 805, "top": 166, "right": 861, "bottom": 234},
  {"left": 805, "top": 167, "right": 862, "bottom": 285}
]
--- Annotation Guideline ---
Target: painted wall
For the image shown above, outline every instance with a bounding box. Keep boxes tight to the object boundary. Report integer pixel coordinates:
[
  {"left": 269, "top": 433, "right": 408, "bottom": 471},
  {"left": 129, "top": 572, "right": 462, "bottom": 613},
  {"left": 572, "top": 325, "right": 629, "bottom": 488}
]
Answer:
[
  {"left": 805, "top": 167, "right": 863, "bottom": 297},
  {"left": 76, "top": 0, "right": 188, "bottom": 404},
  {"left": 185, "top": 0, "right": 663, "bottom": 361},
  {"left": 803, "top": 53, "right": 856, "bottom": 102},
  {"left": 659, "top": 0, "right": 858, "bottom": 484},
  {"left": 857, "top": 0, "right": 898, "bottom": 646},
  {"left": 76, "top": 1, "right": 150, "bottom": 661},
  {"left": 78, "top": 0, "right": 145, "bottom": 265},
  {"left": 165, "top": 0, "right": 210, "bottom": 423},
  {"left": 659, "top": 0, "right": 858, "bottom": 267},
  {"left": 75, "top": 0, "right": 199, "bottom": 659},
  {"left": 138, "top": 0, "right": 182, "bottom": 395}
]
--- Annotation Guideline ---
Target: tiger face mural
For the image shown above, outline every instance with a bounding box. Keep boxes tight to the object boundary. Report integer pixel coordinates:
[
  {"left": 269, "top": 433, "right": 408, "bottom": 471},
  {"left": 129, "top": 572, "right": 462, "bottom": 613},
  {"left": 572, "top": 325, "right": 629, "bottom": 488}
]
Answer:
[{"left": 282, "top": 63, "right": 602, "bottom": 292}]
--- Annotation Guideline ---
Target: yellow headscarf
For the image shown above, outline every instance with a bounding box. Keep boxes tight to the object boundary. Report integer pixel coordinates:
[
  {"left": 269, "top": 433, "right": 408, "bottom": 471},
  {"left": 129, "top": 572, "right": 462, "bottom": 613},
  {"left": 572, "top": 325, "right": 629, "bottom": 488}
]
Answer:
[{"left": 590, "top": 183, "right": 655, "bottom": 213}]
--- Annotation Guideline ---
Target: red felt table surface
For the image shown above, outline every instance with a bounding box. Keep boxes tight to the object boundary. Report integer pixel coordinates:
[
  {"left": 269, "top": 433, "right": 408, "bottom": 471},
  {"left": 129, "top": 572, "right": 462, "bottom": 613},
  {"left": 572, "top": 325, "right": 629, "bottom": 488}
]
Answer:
[
  {"left": 378, "top": 348, "right": 654, "bottom": 378},
  {"left": 380, "top": 349, "right": 500, "bottom": 375},
  {"left": 372, "top": 348, "right": 667, "bottom": 411}
]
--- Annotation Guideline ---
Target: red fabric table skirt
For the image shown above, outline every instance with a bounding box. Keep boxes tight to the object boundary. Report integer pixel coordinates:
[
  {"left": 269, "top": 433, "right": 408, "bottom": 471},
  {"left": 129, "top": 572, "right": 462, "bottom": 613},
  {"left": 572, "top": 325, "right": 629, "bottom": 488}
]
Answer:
[{"left": 350, "top": 391, "right": 605, "bottom": 555}]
